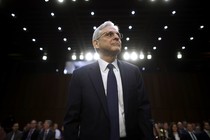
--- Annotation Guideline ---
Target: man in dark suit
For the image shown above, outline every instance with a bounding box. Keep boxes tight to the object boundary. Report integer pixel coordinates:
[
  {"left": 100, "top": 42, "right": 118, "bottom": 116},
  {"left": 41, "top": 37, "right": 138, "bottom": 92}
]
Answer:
[
  {"left": 38, "top": 120, "right": 54, "bottom": 140},
  {"left": 199, "top": 121, "right": 210, "bottom": 140},
  {"left": 22, "top": 120, "right": 40, "bottom": 140},
  {"left": 6, "top": 122, "right": 23, "bottom": 140},
  {"left": 181, "top": 123, "right": 200, "bottom": 140},
  {"left": 63, "top": 21, "right": 154, "bottom": 140}
]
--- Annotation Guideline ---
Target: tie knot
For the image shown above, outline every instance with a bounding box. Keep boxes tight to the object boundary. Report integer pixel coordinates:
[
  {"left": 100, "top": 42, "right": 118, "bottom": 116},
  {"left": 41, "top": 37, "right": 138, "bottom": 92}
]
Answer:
[{"left": 107, "top": 63, "right": 114, "bottom": 70}]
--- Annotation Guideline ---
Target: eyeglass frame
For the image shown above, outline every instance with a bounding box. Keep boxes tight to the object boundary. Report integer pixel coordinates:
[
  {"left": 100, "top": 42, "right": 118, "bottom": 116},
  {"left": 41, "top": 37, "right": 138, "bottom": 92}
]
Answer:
[{"left": 95, "top": 31, "right": 123, "bottom": 40}]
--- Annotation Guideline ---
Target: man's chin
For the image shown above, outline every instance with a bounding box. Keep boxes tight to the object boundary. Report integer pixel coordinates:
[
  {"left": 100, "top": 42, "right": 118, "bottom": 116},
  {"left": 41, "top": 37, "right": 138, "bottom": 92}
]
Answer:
[
  {"left": 111, "top": 48, "right": 121, "bottom": 55},
  {"left": 114, "top": 46, "right": 121, "bottom": 51},
  {"left": 99, "top": 47, "right": 121, "bottom": 56},
  {"left": 112, "top": 45, "right": 121, "bottom": 51}
]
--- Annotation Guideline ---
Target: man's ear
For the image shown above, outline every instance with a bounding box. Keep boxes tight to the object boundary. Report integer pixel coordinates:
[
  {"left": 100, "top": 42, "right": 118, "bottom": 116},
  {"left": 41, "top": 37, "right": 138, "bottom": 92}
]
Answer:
[{"left": 92, "top": 40, "right": 99, "bottom": 49}]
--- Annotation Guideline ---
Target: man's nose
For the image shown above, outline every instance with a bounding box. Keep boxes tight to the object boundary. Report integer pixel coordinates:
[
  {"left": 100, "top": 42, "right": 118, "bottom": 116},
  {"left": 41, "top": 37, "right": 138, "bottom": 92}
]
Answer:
[{"left": 113, "top": 33, "right": 120, "bottom": 40}]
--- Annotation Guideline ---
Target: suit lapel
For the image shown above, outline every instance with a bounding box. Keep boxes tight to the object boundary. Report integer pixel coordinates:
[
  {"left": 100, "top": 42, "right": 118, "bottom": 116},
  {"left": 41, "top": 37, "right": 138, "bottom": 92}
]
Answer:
[
  {"left": 118, "top": 60, "right": 129, "bottom": 115},
  {"left": 88, "top": 62, "right": 109, "bottom": 118}
]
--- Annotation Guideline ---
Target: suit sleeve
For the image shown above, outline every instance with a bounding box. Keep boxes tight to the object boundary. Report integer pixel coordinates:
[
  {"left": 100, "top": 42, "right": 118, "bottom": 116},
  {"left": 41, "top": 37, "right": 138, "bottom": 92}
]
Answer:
[{"left": 63, "top": 70, "right": 82, "bottom": 140}]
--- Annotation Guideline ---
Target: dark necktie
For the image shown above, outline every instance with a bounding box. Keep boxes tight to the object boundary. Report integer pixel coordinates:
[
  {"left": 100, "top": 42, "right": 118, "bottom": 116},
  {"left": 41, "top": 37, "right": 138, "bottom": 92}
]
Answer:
[
  {"left": 26, "top": 129, "right": 33, "bottom": 140},
  {"left": 107, "top": 64, "right": 119, "bottom": 140}
]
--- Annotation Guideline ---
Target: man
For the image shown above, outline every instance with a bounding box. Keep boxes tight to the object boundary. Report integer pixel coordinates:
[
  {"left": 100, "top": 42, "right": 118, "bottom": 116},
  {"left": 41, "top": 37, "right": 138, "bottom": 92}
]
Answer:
[
  {"left": 6, "top": 122, "right": 23, "bottom": 140},
  {"left": 53, "top": 123, "right": 61, "bottom": 140},
  {"left": 38, "top": 120, "right": 54, "bottom": 140},
  {"left": 63, "top": 21, "right": 154, "bottom": 140},
  {"left": 199, "top": 121, "right": 210, "bottom": 140},
  {"left": 22, "top": 120, "right": 40, "bottom": 140},
  {"left": 182, "top": 122, "right": 200, "bottom": 140}
]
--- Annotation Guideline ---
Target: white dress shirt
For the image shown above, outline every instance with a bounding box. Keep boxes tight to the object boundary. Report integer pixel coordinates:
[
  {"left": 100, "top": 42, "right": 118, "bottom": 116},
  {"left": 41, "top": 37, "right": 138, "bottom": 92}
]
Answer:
[
  {"left": 55, "top": 129, "right": 61, "bottom": 139},
  {"left": 188, "top": 131, "right": 197, "bottom": 140},
  {"left": 98, "top": 58, "right": 126, "bottom": 137},
  {"left": 173, "top": 132, "right": 180, "bottom": 140},
  {"left": 204, "top": 129, "right": 210, "bottom": 138}
]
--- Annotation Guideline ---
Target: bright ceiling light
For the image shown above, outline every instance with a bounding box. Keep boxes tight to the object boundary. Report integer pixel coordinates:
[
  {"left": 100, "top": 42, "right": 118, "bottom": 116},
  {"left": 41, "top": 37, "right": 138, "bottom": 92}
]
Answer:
[
  {"left": 79, "top": 53, "right": 84, "bottom": 60},
  {"left": 139, "top": 52, "right": 145, "bottom": 59},
  {"left": 147, "top": 52, "right": 152, "bottom": 59},
  {"left": 85, "top": 52, "right": 93, "bottom": 61},
  {"left": 58, "top": 0, "right": 64, "bottom": 3},
  {"left": 72, "top": 54, "right": 77, "bottom": 60},
  {"left": 123, "top": 52, "right": 130, "bottom": 60},
  {"left": 130, "top": 52, "right": 138, "bottom": 61},
  {"left": 177, "top": 51, "right": 182, "bottom": 59},
  {"left": 131, "top": 11, "right": 135, "bottom": 15}
]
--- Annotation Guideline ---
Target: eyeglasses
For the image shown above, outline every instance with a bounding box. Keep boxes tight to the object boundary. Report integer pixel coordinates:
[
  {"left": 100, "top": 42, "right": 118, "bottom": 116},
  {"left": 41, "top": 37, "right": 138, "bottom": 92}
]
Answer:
[{"left": 96, "top": 31, "right": 123, "bottom": 40}]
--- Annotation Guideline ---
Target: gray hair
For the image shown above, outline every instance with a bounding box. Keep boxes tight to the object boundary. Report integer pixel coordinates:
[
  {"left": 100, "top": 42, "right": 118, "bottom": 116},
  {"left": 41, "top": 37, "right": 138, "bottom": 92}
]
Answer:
[
  {"left": 92, "top": 21, "right": 119, "bottom": 41},
  {"left": 45, "top": 119, "right": 53, "bottom": 127}
]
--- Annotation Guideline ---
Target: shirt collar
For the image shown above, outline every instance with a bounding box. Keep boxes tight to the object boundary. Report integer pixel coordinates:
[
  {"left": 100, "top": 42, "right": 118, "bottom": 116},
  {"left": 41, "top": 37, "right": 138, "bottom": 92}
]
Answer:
[{"left": 98, "top": 58, "right": 119, "bottom": 72}]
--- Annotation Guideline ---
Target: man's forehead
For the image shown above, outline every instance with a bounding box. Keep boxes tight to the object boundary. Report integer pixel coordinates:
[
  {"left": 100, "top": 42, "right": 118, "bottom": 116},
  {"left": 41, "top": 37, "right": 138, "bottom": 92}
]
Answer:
[{"left": 102, "top": 26, "right": 118, "bottom": 32}]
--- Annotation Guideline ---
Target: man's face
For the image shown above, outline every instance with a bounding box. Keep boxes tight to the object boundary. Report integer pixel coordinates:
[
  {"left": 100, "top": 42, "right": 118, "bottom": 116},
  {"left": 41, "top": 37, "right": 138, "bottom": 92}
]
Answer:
[
  {"left": 43, "top": 121, "right": 49, "bottom": 129},
  {"left": 187, "top": 124, "right": 193, "bottom": 132},
  {"left": 30, "top": 120, "right": 37, "bottom": 129},
  {"left": 204, "top": 122, "right": 210, "bottom": 130},
  {"left": 93, "top": 26, "right": 122, "bottom": 57},
  {"left": 12, "top": 123, "right": 19, "bottom": 131}
]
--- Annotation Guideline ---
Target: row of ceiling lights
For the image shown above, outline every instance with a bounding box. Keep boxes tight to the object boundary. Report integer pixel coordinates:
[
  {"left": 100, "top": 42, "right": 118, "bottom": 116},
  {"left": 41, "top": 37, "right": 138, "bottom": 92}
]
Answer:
[{"left": 42, "top": 51, "right": 183, "bottom": 61}]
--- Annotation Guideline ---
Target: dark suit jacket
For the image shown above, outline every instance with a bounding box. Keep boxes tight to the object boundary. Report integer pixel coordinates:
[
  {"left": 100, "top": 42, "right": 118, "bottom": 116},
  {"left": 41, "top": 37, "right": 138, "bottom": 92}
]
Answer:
[
  {"left": 199, "top": 131, "right": 210, "bottom": 140},
  {"left": 181, "top": 131, "right": 200, "bottom": 140},
  {"left": 38, "top": 129, "right": 54, "bottom": 140},
  {"left": 168, "top": 131, "right": 183, "bottom": 140},
  {"left": 22, "top": 129, "right": 40, "bottom": 140},
  {"left": 6, "top": 130, "right": 23, "bottom": 140},
  {"left": 63, "top": 60, "right": 154, "bottom": 140}
]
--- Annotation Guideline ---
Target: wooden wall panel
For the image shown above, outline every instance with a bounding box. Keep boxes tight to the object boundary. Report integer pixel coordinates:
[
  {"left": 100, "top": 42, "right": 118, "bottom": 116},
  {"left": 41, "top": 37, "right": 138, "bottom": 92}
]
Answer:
[{"left": 0, "top": 71, "right": 209, "bottom": 130}]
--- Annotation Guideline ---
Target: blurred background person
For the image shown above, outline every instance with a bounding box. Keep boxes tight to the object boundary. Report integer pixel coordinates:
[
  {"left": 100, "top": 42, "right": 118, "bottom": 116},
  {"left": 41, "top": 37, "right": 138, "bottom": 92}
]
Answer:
[
  {"left": 0, "top": 123, "right": 6, "bottom": 140},
  {"left": 22, "top": 120, "right": 39, "bottom": 140},
  {"left": 6, "top": 122, "right": 22, "bottom": 140},
  {"left": 182, "top": 122, "right": 199, "bottom": 140},
  {"left": 199, "top": 121, "right": 210, "bottom": 140},
  {"left": 38, "top": 120, "right": 54, "bottom": 140},
  {"left": 53, "top": 123, "right": 61, "bottom": 140},
  {"left": 168, "top": 122, "right": 183, "bottom": 140}
]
